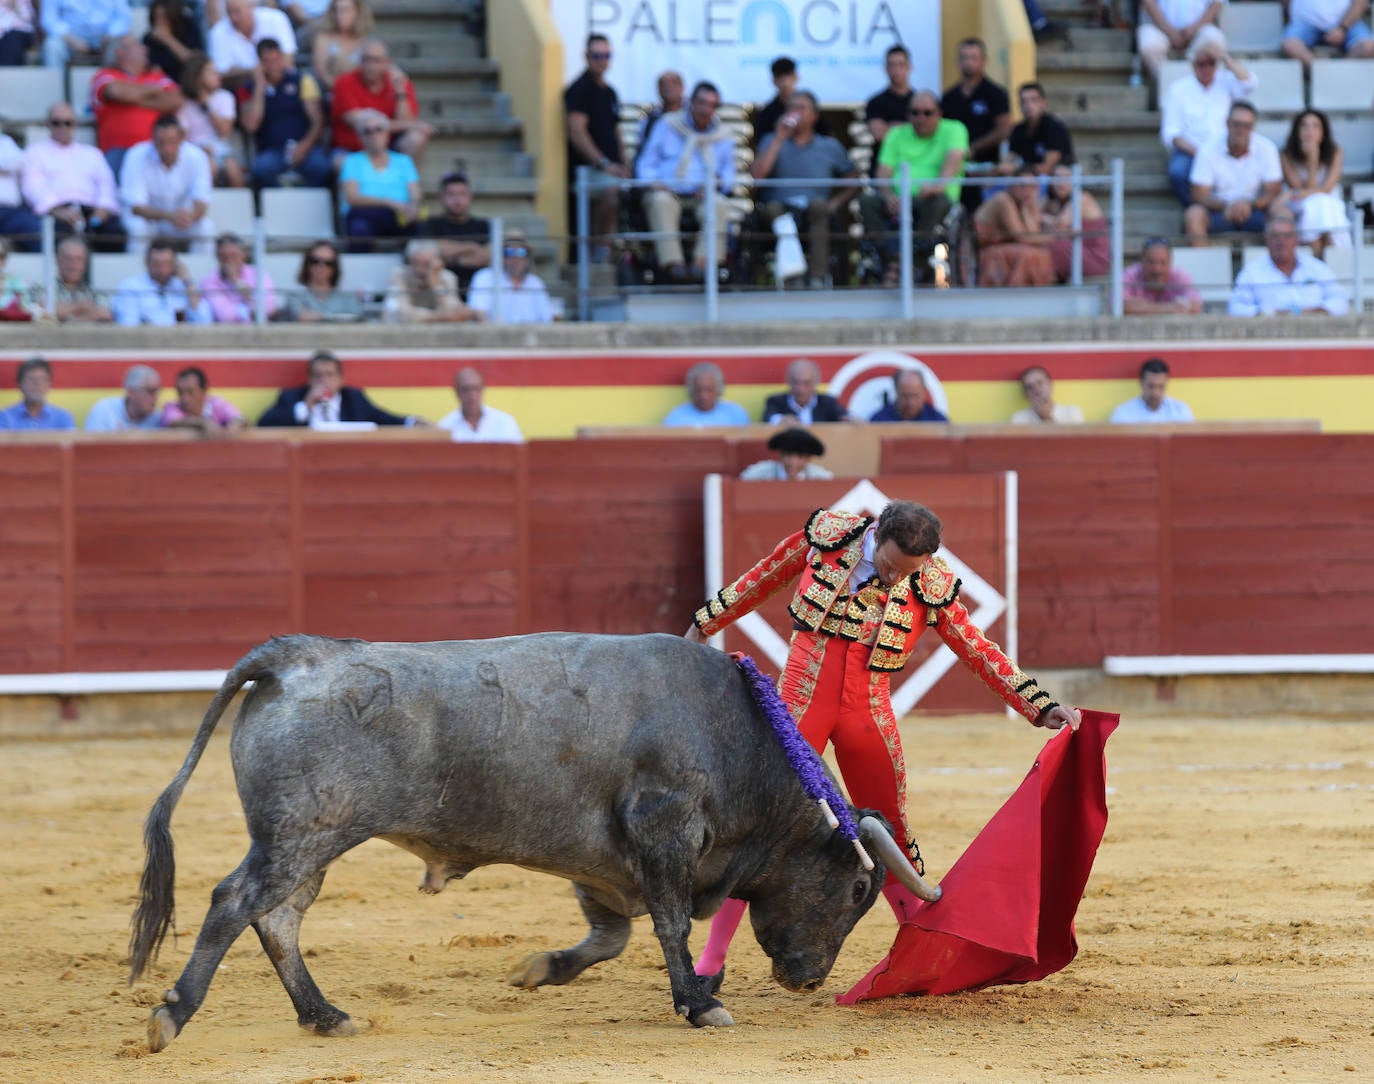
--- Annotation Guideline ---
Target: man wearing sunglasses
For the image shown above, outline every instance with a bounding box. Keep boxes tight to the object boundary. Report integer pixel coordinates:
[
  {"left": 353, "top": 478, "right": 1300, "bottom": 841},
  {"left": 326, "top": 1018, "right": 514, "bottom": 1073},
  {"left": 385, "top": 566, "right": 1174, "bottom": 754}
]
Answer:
[
  {"left": 1159, "top": 41, "right": 1255, "bottom": 206},
  {"left": 466, "top": 229, "right": 554, "bottom": 324},
  {"left": 20, "top": 103, "right": 125, "bottom": 252},
  {"left": 564, "top": 33, "right": 628, "bottom": 263},
  {"left": 858, "top": 90, "right": 968, "bottom": 286}
]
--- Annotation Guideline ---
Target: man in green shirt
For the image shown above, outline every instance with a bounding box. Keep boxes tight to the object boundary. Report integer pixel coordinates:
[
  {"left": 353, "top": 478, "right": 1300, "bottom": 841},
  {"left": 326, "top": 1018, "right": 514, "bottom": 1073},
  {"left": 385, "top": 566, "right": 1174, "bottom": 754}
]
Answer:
[{"left": 859, "top": 90, "right": 968, "bottom": 286}]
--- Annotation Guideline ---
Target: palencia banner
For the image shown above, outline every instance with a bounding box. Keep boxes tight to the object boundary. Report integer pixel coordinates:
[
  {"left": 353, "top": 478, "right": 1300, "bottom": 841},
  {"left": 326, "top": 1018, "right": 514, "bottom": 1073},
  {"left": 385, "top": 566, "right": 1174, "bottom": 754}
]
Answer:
[{"left": 552, "top": 0, "right": 943, "bottom": 107}]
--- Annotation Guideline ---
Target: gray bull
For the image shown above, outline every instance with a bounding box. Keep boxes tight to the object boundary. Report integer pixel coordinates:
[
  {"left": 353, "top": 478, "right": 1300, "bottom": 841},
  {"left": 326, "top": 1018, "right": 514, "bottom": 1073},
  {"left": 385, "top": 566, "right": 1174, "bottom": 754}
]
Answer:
[{"left": 129, "top": 632, "right": 933, "bottom": 1052}]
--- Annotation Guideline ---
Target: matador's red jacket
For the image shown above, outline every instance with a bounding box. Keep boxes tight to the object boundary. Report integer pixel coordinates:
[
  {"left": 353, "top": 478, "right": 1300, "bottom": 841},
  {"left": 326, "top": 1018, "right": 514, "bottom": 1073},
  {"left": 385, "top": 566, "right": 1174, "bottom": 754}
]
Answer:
[{"left": 693, "top": 509, "right": 1059, "bottom": 722}]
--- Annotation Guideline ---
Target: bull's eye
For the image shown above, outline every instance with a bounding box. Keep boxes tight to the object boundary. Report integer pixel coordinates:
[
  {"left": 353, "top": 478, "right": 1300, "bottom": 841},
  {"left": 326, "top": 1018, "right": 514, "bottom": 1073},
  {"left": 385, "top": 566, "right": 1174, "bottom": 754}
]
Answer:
[{"left": 852, "top": 879, "right": 868, "bottom": 905}]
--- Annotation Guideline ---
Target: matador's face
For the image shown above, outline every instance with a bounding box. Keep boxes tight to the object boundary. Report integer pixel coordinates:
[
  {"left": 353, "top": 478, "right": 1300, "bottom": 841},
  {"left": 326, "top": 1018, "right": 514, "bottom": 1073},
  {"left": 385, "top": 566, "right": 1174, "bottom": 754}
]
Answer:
[{"left": 873, "top": 539, "right": 930, "bottom": 588}]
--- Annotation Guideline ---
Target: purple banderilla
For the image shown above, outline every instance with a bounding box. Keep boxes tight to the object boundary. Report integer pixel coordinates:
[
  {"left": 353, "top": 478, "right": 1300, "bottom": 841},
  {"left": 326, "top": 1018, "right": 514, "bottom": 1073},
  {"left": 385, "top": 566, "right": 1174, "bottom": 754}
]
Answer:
[{"left": 733, "top": 653, "right": 861, "bottom": 850}]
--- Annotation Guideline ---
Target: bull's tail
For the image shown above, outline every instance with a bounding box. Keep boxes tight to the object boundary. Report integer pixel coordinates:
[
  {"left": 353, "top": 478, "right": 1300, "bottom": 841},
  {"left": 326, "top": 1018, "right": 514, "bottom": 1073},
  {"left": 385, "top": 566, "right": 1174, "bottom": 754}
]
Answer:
[{"left": 127, "top": 636, "right": 305, "bottom": 982}]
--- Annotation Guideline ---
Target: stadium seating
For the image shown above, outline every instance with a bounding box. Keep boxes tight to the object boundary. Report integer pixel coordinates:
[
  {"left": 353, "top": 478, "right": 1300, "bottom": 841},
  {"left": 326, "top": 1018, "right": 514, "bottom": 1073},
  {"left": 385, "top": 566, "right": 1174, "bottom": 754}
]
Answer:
[
  {"left": 259, "top": 188, "right": 337, "bottom": 246},
  {"left": 208, "top": 189, "right": 257, "bottom": 238},
  {"left": 1242, "top": 59, "right": 1305, "bottom": 115},
  {"left": 0, "top": 68, "right": 66, "bottom": 124},
  {"left": 1310, "top": 58, "right": 1374, "bottom": 113},
  {"left": 67, "top": 67, "right": 100, "bottom": 120},
  {"left": 1218, "top": 3, "right": 1285, "bottom": 54},
  {"left": 1169, "top": 245, "right": 1235, "bottom": 308}
]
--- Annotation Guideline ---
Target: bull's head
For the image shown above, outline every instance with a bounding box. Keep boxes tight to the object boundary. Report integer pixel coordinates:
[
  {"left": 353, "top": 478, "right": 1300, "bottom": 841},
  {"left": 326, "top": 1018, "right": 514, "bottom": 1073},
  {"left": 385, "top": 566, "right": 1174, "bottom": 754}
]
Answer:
[{"left": 747, "top": 811, "right": 935, "bottom": 992}]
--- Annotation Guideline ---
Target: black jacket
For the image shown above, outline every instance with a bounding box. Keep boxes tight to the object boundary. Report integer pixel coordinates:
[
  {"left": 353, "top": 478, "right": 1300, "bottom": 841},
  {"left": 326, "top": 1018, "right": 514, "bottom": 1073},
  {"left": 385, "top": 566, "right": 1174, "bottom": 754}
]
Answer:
[{"left": 257, "top": 385, "right": 409, "bottom": 427}]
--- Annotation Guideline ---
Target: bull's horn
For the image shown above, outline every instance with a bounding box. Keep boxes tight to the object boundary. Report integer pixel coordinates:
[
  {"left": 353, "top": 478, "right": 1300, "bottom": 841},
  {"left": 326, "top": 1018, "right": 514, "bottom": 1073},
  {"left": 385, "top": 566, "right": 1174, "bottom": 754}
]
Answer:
[{"left": 858, "top": 816, "right": 942, "bottom": 902}]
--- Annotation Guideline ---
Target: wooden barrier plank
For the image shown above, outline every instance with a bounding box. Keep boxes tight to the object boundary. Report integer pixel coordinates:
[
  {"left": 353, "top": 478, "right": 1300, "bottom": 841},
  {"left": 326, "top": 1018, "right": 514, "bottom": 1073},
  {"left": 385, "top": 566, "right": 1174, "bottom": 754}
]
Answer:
[{"left": 0, "top": 446, "right": 65, "bottom": 674}]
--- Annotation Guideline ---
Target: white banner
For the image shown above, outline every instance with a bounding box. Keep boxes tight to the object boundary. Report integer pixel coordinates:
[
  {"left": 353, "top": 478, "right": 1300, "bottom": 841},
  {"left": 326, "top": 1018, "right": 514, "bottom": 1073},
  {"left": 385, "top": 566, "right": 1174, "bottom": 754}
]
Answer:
[{"left": 552, "top": 0, "right": 943, "bottom": 109}]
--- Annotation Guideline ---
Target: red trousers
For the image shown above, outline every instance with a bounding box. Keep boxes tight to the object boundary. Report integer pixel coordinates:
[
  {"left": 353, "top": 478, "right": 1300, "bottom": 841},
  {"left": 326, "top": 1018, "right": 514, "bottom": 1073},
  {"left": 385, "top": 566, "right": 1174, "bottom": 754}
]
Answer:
[{"left": 782, "top": 629, "right": 910, "bottom": 844}]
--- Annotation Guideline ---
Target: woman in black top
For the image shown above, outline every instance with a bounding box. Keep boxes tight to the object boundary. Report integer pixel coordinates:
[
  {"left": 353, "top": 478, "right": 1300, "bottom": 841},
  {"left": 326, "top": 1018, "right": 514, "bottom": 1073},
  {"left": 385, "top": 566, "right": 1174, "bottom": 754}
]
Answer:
[{"left": 143, "top": 0, "right": 203, "bottom": 84}]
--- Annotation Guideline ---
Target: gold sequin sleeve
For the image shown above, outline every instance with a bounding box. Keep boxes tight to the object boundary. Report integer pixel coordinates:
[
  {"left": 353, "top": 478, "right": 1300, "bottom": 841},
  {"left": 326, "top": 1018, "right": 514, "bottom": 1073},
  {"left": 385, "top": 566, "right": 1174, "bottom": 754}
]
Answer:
[
  {"left": 693, "top": 529, "right": 812, "bottom": 636},
  {"left": 932, "top": 598, "right": 1059, "bottom": 723}
]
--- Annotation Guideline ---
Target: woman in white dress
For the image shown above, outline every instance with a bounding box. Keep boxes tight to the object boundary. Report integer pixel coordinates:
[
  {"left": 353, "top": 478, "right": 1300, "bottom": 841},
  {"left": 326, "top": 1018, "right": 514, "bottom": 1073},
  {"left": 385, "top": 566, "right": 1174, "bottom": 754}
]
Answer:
[{"left": 1279, "top": 109, "right": 1351, "bottom": 259}]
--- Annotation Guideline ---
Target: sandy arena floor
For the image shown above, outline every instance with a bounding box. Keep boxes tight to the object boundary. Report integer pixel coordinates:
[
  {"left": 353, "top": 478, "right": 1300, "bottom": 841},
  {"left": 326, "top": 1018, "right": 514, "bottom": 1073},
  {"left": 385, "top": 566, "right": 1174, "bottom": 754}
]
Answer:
[{"left": 2, "top": 711, "right": 1372, "bottom": 1083}]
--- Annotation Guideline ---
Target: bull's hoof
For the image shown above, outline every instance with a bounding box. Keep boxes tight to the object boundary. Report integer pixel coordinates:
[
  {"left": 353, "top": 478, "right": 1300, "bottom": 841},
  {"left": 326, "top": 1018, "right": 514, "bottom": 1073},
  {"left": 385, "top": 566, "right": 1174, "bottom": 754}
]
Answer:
[
  {"left": 683, "top": 1002, "right": 734, "bottom": 1028},
  {"left": 507, "top": 951, "right": 558, "bottom": 988},
  {"left": 147, "top": 1005, "right": 180, "bottom": 1053},
  {"left": 299, "top": 1009, "right": 357, "bottom": 1038}
]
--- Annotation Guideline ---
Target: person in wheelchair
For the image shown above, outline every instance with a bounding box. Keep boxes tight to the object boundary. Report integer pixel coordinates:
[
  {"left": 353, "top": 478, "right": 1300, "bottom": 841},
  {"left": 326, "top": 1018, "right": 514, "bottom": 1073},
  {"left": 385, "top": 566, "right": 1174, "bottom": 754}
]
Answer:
[
  {"left": 857, "top": 90, "right": 968, "bottom": 287},
  {"left": 748, "top": 90, "right": 859, "bottom": 287}
]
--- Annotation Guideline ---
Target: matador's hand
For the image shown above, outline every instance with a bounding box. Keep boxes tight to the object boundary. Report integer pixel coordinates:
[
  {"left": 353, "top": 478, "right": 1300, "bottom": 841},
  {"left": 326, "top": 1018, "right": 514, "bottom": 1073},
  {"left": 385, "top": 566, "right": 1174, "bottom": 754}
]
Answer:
[{"left": 1035, "top": 704, "right": 1082, "bottom": 731}]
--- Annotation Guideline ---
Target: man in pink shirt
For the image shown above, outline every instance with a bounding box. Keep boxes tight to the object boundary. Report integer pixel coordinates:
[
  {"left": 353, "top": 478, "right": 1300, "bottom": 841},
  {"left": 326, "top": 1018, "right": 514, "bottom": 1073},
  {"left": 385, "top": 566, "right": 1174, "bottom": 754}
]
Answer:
[
  {"left": 329, "top": 37, "right": 432, "bottom": 166},
  {"left": 160, "top": 366, "right": 246, "bottom": 433},
  {"left": 198, "top": 232, "right": 279, "bottom": 323},
  {"left": 21, "top": 101, "right": 125, "bottom": 252},
  {"left": 1122, "top": 236, "right": 1203, "bottom": 315},
  {"left": 91, "top": 35, "right": 183, "bottom": 179}
]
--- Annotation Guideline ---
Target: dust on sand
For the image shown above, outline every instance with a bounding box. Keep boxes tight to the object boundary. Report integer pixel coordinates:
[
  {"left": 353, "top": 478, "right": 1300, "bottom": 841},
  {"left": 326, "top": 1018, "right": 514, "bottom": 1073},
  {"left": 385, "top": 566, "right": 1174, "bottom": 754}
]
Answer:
[{"left": 2, "top": 713, "right": 1371, "bottom": 1082}]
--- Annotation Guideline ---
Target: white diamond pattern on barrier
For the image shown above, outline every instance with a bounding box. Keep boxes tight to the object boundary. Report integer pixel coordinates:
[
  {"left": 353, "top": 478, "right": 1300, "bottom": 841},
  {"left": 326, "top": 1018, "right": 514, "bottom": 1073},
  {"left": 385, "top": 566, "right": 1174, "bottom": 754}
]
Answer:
[{"left": 733, "top": 479, "right": 1007, "bottom": 718}]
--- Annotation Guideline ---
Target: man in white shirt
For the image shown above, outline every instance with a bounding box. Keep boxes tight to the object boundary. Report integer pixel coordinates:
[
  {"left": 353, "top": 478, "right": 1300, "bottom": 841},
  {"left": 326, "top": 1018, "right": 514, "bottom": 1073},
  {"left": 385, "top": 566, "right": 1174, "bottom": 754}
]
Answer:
[
  {"left": 1010, "top": 365, "right": 1085, "bottom": 424},
  {"left": 1228, "top": 210, "right": 1349, "bottom": 316},
  {"left": 120, "top": 114, "right": 215, "bottom": 252},
  {"left": 1281, "top": 0, "right": 1374, "bottom": 72},
  {"left": 112, "top": 237, "right": 213, "bottom": 326},
  {"left": 1184, "top": 100, "right": 1281, "bottom": 245},
  {"left": 1109, "top": 357, "right": 1196, "bottom": 423},
  {"left": 465, "top": 231, "right": 555, "bottom": 324},
  {"left": 209, "top": 0, "right": 297, "bottom": 88},
  {"left": 1160, "top": 40, "right": 1256, "bottom": 206},
  {"left": 1137, "top": 0, "right": 1227, "bottom": 80},
  {"left": 437, "top": 368, "right": 525, "bottom": 443},
  {"left": 21, "top": 102, "right": 124, "bottom": 251},
  {"left": 84, "top": 364, "right": 164, "bottom": 431}
]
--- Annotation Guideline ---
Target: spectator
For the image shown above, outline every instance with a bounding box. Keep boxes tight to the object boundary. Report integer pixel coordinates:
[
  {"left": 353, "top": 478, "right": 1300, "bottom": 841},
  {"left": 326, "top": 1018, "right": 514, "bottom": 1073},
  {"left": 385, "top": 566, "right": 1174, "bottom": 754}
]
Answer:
[
  {"left": 1228, "top": 209, "right": 1349, "bottom": 316},
  {"left": 1109, "top": 357, "right": 1195, "bottom": 423},
  {"left": 161, "top": 365, "right": 245, "bottom": 433},
  {"left": 467, "top": 230, "right": 555, "bottom": 324},
  {"left": 143, "top": 0, "right": 204, "bottom": 85},
  {"left": 21, "top": 102, "right": 125, "bottom": 252},
  {"left": 240, "top": 37, "right": 331, "bottom": 189},
  {"left": 636, "top": 70, "right": 685, "bottom": 164},
  {"left": 415, "top": 170, "right": 490, "bottom": 295},
  {"left": 1281, "top": 0, "right": 1374, "bottom": 72},
  {"left": 0, "top": 356, "right": 75, "bottom": 430},
  {"left": 869, "top": 368, "right": 950, "bottom": 422},
  {"left": 1010, "top": 365, "right": 1084, "bottom": 424},
  {"left": 1137, "top": 0, "right": 1227, "bottom": 81},
  {"left": 663, "top": 362, "right": 750, "bottom": 427},
  {"left": 999, "top": 82, "right": 1074, "bottom": 176},
  {"left": 1280, "top": 109, "right": 1351, "bottom": 258},
  {"left": 739, "top": 427, "right": 834, "bottom": 480},
  {"left": 1185, "top": 100, "right": 1281, "bottom": 246},
  {"left": 208, "top": 0, "right": 296, "bottom": 88},
  {"left": 1043, "top": 164, "right": 1110, "bottom": 281},
  {"left": 37, "top": 236, "right": 115, "bottom": 323},
  {"left": 383, "top": 238, "right": 475, "bottom": 324},
  {"left": 1122, "top": 235, "right": 1204, "bottom": 314},
  {"left": 111, "top": 236, "right": 212, "bottom": 325},
  {"left": 41, "top": 0, "right": 130, "bottom": 69},
  {"left": 940, "top": 37, "right": 1012, "bottom": 211},
  {"left": 864, "top": 44, "right": 913, "bottom": 149},
  {"left": 84, "top": 363, "right": 163, "bottom": 432},
  {"left": 0, "top": 0, "right": 36, "bottom": 66},
  {"left": 92, "top": 35, "right": 184, "bottom": 180},
  {"left": 973, "top": 170, "right": 1054, "bottom": 287},
  {"left": 858, "top": 90, "right": 968, "bottom": 288},
  {"left": 750, "top": 89, "right": 858, "bottom": 288},
  {"left": 750, "top": 57, "right": 830, "bottom": 152},
  {"left": 120, "top": 114, "right": 215, "bottom": 252},
  {"left": 1159, "top": 41, "right": 1257, "bottom": 207},
  {"left": 564, "top": 33, "right": 628, "bottom": 263},
  {"left": 177, "top": 52, "right": 246, "bottom": 188},
  {"left": 762, "top": 358, "right": 848, "bottom": 424},
  {"left": 0, "top": 236, "right": 36, "bottom": 320},
  {"left": 330, "top": 38, "right": 432, "bottom": 169},
  {"left": 200, "top": 232, "right": 279, "bottom": 323},
  {"left": 312, "top": 0, "right": 372, "bottom": 94},
  {"left": 437, "top": 368, "right": 525, "bottom": 443},
  {"left": 0, "top": 129, "right": 40, "bottom": 252},
  {"left": 258, "top": 349, "right": 419, "bottom": 427},
  {"left": 283, "top": 240, "right": 365, "bottom": 322},
  {"left": 635, "top": 80, "right": 737, "bottom": 283},
  {"left": 338, "top": 109, "right": 420, "bottom": 246}
]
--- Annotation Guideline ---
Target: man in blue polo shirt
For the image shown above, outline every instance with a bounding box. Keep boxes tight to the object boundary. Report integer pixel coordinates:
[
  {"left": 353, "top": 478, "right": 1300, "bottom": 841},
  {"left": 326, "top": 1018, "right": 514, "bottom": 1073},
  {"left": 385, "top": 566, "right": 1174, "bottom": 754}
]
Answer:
[
  {"left": 869, "top": 369, "right": 949, "bottom": 423},
  {"left": 0, "top": 356, "right": 76, "bottom": 430}
]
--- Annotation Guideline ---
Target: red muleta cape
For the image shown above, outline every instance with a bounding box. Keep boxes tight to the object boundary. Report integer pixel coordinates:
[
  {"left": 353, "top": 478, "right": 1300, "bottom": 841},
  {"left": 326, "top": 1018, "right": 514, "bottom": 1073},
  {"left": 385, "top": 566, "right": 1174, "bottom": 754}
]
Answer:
[{"left": 839, "top": 709, "right": 1119, "bottom": 1002}]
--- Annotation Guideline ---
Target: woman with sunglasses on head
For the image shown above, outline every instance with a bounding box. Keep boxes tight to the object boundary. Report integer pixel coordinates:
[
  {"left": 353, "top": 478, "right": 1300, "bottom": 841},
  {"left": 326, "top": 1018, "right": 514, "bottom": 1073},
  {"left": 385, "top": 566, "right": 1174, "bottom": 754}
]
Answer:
[
  {"left": 338, "top": 107, "right": 420, "bottom": 248},
  {"left": 284, "top": 241, "right": 365, "bottom": 322}
]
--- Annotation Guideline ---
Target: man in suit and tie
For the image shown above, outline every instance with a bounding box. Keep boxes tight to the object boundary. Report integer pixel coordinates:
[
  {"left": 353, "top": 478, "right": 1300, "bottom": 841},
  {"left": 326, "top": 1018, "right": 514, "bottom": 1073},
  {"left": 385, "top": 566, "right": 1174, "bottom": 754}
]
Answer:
[
  {"left": 257, "top": 350, "right": 423, "bottom": 427},
  {"left": 761, "top": 357, "right": 849, "bottom": 424}
]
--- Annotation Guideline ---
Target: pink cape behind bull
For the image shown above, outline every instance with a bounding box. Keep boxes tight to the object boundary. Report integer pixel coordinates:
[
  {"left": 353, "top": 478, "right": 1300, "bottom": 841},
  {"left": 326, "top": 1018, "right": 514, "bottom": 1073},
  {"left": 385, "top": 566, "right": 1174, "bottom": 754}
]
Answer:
[{"left": 839, "top": 710, "right": 1118, "bottom": 1002}]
